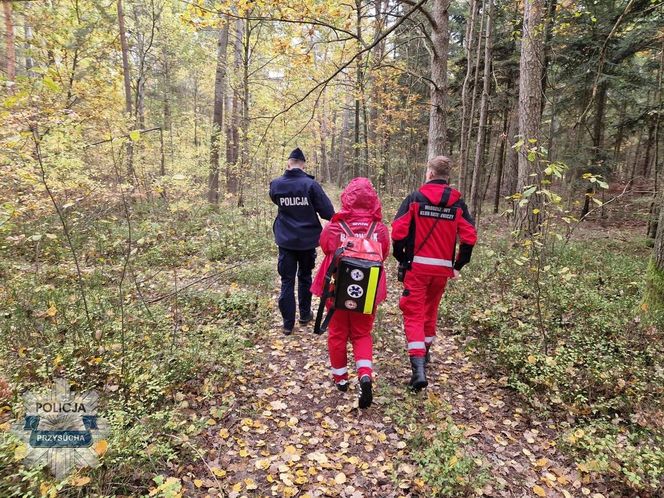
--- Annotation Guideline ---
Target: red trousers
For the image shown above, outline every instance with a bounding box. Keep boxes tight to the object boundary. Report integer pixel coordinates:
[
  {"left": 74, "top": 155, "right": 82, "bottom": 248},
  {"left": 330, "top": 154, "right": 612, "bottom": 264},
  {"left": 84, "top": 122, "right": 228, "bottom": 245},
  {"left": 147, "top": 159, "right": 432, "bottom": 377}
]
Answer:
[
  {"left": 399, "top": 271, "right": 448, "bottom": 357},
  {"left": 328, "top": 309, "right": 374, "bottom": 384}
]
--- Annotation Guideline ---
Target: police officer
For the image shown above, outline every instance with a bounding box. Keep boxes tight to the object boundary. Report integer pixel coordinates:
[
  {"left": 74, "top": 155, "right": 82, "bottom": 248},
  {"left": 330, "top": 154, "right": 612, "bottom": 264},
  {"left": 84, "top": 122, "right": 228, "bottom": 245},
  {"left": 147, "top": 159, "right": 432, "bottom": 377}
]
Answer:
[
  {"left": 392, "top": 156, "right": 477, "bottom": 390},
  {"left": 270, "top": 148, "right": 335, "bottom": 335}
]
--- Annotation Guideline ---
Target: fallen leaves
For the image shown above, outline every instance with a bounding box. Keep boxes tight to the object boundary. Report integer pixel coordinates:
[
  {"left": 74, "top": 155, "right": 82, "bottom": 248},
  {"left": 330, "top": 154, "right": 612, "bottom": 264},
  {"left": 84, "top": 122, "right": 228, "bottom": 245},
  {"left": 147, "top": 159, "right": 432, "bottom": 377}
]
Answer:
[
  {"left": 533, "top": 484, "right": 547, "bottom": 496},
  {"left": 71, "top": 476, "right": 91, "bottom": 487},
  {"left": 182, "top": 291, "right": 610, "bottom": 498},
  {"left": 334, "top": 472, "right": 347, "bottom": 484},
  {"left": 211, "top": 467, "right": 226, "bottom": 478},
  {"left": 307, "top": 451, "right": 328, "bottom": 464},
  {"left": 94, "top": 439, "right": 109, "bottom": 457},
  {"left": 13, "top": 444, "right": 27, "bottom": 461},
  {"left": 270, "top": 400, "right": 287, "bottom": 410}
]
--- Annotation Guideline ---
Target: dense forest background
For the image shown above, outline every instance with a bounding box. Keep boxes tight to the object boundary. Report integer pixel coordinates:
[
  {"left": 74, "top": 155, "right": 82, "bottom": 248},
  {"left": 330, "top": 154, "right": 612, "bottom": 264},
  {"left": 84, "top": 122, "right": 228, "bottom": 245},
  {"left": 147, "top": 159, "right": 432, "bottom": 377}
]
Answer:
[{"left": 1, "top": 0, "right": 664, "bottom": 497}]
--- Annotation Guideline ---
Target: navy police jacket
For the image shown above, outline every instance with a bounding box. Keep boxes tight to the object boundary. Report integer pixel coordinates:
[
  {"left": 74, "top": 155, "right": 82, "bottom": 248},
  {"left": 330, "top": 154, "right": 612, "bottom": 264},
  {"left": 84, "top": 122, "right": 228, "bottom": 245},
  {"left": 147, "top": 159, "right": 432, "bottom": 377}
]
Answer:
[{"left": 269, "top": 168, "right": 335, "bottom": 250}]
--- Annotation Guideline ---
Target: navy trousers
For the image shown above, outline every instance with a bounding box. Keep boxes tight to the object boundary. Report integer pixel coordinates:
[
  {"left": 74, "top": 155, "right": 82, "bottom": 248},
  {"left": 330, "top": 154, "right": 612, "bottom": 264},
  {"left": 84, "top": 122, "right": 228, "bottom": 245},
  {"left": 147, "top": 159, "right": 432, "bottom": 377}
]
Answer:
[{"left": 278, "top": 247, "right": 316, "bottom": 330}]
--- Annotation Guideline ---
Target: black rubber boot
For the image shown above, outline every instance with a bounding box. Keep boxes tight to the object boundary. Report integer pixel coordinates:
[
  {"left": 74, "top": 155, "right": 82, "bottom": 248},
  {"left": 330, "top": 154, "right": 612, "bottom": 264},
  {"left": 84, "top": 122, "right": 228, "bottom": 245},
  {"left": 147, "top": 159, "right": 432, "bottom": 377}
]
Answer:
[
  {"left": 336, "top": 382, "right": 349, "bottom": 392},
  {"left": 299, "top": 313, "right": 313, "bottom": 325},
  {"left": 358, "top": 375, "right": 373, "bottom": 409},
  {"left": 409, "top": 356, "right": 428, "bottom": 391},
  {"left": 425, "top": 345, "right": 431, "bottom": 364}
]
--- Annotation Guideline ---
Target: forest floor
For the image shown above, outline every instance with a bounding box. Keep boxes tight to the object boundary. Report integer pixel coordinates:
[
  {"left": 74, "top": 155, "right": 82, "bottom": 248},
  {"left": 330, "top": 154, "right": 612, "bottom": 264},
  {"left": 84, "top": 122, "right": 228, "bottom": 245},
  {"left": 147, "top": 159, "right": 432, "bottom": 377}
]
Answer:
[
  {"left": 3, "top": 193, "right": 658, "bottom": 497},
  {"left": 184, "top": 274, "right": 610, "bottom": 498}
]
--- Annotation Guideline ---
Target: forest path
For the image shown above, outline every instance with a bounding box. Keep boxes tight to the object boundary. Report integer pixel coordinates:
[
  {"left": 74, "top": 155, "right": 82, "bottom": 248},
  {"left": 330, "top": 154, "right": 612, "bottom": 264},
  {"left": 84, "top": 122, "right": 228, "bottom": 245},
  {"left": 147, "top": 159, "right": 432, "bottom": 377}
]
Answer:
[{"left": 190, "top": 282, "right": 606, "bottom": 498}]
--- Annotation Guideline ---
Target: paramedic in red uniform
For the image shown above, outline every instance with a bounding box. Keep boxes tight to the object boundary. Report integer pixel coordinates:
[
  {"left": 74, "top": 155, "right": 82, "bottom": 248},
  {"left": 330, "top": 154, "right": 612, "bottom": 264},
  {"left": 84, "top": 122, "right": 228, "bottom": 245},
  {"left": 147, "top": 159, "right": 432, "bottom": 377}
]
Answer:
[
  {"left": 270, "top": 148, "right": 335, "bottom": 335},
  {"left": 311, "top": 178, "right": 390, "bottom": 409},
  {"left": 391, "top": 156, "right": 477, "bottom": 390}
]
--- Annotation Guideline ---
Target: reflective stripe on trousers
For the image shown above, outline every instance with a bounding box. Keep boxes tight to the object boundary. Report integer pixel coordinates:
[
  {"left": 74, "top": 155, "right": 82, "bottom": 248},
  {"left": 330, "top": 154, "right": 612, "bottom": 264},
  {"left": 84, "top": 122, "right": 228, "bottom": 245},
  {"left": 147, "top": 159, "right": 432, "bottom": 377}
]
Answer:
[
  {"left": 407, "top": 341, "right": 426, "bottom": 350},
  {"left": 331, "top": 366, "right": 348, "bottom": 376}
]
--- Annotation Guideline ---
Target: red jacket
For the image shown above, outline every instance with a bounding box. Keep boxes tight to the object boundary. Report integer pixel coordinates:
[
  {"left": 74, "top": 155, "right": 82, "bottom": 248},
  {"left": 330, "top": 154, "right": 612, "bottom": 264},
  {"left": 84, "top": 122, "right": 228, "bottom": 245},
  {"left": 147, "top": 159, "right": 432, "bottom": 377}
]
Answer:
[
  {"left": 391, "top": 180, "right": 477, "bottom": 277},
  {"left": 311, "top": 178, "right": 390, "bottom": 304}
]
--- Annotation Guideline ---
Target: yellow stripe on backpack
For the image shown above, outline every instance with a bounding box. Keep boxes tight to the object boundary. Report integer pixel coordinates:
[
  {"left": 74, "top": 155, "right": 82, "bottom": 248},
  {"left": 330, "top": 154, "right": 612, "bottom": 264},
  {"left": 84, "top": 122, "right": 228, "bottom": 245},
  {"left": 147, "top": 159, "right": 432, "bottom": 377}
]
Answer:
[{"left": 362, "top": 266, "right": 380, "bottom": 314}]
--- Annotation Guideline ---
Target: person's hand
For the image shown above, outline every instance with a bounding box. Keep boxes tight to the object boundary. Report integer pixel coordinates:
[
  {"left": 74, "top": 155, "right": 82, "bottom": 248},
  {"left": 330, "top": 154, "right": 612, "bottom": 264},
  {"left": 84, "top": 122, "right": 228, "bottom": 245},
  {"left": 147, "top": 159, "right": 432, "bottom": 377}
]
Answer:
[{"left": 452, "top": 269, "right": 460, "bottom": 279}]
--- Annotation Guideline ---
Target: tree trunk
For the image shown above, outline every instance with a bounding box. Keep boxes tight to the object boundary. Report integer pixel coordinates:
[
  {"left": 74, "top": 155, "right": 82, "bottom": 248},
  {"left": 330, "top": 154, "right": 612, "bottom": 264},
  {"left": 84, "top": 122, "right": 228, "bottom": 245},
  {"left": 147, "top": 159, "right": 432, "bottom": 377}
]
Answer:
[
  {"left": 458, "top": 0, "right": 478, "bottom": 189},
  {"left": 353, "top": 0, "right": 363, "bottom": 177},
  {"left": 338, "top": 95, "right": 351, "bottom": 186},
  {"left": 117, "top": 0, "right": 134, "bottom": 179},
  {"left": 427, "top": 0, "right": 450, "bottom": 159},
  {"left": 540, "top": 0, "right": 557, "bottom": 116},
  {"left": 654, "top": 41, "right": 664, "bottom": 195},
  {"left": 354, "top": 82, "right": 361, "bottom": 178},
  {"left": 613, "top": 101, "right": 626, "bottom": 166},
  {"left": 329, "top": 106, "right": 337, "bottom": 183},
  {"left": 159, "top": 127, "right": 166, "bottom": 176},
  {"left": 504, "top": 105, "right": 519, "bottom": 195},
  {"left": 591, "top": 80, "right": 608, "bottom": 166},
  {"left": 136, "top": 77, "right": 146, "bottom": 130},
  {"left": 3, "top": 0, "right": 16, "bottom": 84},
  {"left": 239, "top": 20, "right": 250, "bottom": 206},
  {"left": 162, "top": 55, "right": 172, "bottom": 137},
  {"left": 193, "top": 78, "right": 199, "bottom": 147},
  {"left": 369, "top": 0, "right": 386, "bottom": 183},
  {"left": 493, "top": 85, "right": 512, "bottom": 213},
  {"left": 462, "top": 0, "right": 486, "bottom": 193},
  {"left": 644, "top": 192, "right": 664, "bottom": 315},
  {"left": 630, "top": 128, "right": 644, "bottom": 187},
  {"left": 513, "top": 0, "right": 544, "bottom": 235},
  {"left": 641, "top": 120, "right": 656, "bottom": 179},
  {"left": 208, "top": 23, "right": 230, "bottom": 205},
  {"left": 469, "top": 0, "right": 493, "bottom": 220},
  {"left": 581, "top": 80, "right": 608, "bottom": 217},
  {"left": 24, "top": 13, "right": 35, "bottom": 76},
  {"left": 226, "top": 19, "right": 244, "bottom": 194}
]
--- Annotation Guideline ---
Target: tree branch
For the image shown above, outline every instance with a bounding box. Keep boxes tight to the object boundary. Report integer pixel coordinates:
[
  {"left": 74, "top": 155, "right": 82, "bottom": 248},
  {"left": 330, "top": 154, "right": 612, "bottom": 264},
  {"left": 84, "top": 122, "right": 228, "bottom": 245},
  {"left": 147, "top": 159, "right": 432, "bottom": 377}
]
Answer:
[
  {"left": 179, "top": 0, "right": 361, "bottom": 44},
  {"left": 400, "top": 0, "right": 436, "bottom": 29}
]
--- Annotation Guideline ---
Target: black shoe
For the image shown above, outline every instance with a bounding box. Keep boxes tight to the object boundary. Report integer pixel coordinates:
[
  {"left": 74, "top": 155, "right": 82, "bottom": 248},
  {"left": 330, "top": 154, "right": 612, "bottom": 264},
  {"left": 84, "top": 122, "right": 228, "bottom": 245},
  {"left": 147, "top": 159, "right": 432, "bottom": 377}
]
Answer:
[
  {"left": 408, "top": 357, "right": 428, "bottom": 391},
  {"left": 283, "top": 327, "right": 293, "bottom": 336},
  {"left": 359, "top": 375, "right": 373, "bottom": 409},
  {"left": 336, "top": 382, "right": 349, "bottom": 392},
  {"left": 299, "top": 313, "right": 314, "bottom": 324},
  {"left": 425, "top": 345, "right": 431, "bottom": 364}
]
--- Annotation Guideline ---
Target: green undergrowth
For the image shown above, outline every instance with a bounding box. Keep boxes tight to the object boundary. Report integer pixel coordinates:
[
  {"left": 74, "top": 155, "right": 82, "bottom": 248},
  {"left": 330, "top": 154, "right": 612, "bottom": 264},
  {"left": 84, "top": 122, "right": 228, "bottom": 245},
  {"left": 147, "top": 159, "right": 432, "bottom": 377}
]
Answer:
[
  {"left": 383, "top": 388, "right": 488, "bottom": 497},
  {"left": 644, "top": 258, "right": 664, "bottom": 322},
  {"left": 442, "top": 224, "right": 664, "bottom": 492},
  {"left": 0, "top": 200, "right": 275, "bottom": 496}
]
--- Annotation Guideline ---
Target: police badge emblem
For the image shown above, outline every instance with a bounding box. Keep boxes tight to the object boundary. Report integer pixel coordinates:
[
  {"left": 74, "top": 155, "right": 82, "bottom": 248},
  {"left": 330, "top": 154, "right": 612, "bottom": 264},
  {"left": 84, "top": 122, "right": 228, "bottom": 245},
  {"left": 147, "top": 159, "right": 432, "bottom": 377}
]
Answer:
[{"left": 12, "top": 378, "right": 109, "bottom": 478}]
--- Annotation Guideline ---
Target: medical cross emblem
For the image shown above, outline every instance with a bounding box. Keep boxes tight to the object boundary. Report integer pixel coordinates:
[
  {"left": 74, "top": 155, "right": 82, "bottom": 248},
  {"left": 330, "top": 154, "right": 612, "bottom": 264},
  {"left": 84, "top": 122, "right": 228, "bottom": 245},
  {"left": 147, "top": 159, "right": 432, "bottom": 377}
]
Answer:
[{"left": 347, "top": 284, "right": 364, "bottom": 298}]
